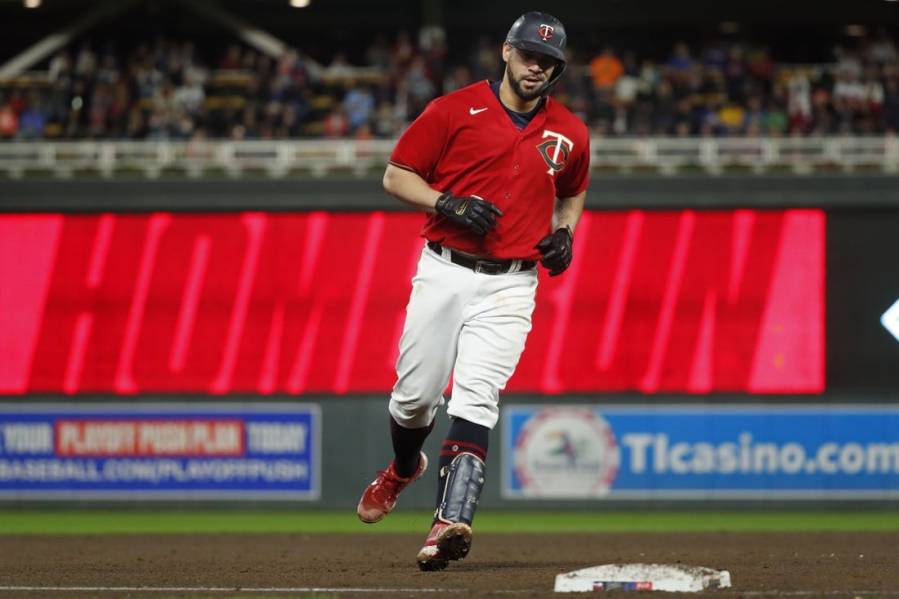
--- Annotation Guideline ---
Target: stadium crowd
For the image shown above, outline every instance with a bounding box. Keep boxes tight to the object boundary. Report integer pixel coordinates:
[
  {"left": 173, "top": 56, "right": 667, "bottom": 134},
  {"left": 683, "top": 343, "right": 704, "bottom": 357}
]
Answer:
[{"left": 1, "top": 28, "right": 898, "bottom": 140}]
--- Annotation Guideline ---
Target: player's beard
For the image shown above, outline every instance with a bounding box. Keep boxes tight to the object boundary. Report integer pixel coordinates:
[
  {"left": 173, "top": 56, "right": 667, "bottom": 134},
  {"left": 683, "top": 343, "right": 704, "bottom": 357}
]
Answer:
[{"left": 506, "top": 64, "right": 550, "bottom": 102}]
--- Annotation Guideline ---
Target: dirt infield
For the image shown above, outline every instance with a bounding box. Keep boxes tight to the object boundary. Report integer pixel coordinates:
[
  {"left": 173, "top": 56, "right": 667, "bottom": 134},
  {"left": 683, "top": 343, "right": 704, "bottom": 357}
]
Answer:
[{"left": 1, "top": 532, "right": 897, "bottom": 597}]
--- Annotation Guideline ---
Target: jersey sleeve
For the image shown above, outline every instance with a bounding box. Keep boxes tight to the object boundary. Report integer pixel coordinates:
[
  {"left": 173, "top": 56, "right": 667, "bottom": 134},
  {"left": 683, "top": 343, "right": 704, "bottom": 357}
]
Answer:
[
  {"left": 554, "top": 132, "right": 590, "bottom": 199},
  {"left": 389, "top": 99, "right": 450, "bottom": 181}
]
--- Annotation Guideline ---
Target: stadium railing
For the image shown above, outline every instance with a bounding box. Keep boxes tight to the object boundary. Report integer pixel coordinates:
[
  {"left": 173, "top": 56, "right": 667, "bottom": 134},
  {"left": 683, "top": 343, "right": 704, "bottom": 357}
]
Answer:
[{"left": 1, "top": 136, "right": 898, "bottom": 178}]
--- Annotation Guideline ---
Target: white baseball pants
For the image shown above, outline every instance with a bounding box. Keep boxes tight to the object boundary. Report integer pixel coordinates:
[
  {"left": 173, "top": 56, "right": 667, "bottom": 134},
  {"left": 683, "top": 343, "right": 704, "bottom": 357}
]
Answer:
[{"left": 388, "top": 243, "right": 538, "bottom": 430}]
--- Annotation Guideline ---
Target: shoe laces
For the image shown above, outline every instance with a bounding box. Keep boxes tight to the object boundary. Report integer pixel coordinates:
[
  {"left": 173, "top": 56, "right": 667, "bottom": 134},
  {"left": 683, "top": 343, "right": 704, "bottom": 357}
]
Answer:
[{"left": 373, "top": 464, "right": 409, "bottom": 500}]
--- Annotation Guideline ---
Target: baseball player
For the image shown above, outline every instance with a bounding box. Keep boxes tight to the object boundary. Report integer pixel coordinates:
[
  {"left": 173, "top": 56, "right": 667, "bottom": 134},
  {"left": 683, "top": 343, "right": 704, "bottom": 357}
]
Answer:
[{"left": 357, "top": 11, "right": 589, "bottom": 571}]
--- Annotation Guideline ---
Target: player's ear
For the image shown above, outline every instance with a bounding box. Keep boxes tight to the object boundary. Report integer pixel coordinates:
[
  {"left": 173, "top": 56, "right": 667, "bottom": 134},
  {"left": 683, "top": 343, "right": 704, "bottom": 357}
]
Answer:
[{"left": 501, "top": 42, "right": 512, "bottom": 64}]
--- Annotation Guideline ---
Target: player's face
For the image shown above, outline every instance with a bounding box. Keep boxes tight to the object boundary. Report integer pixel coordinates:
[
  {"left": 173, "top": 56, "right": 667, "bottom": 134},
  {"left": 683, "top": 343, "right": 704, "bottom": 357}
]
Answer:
[{"left": 503, "top": 44, "right": 556, "bottom": 101}]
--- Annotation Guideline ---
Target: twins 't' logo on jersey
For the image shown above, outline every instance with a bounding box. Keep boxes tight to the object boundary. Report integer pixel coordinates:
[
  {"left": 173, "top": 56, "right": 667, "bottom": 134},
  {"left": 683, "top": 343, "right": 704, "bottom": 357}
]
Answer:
[{"left": 536, "top": 129, "right": 574, "bottom": 176}]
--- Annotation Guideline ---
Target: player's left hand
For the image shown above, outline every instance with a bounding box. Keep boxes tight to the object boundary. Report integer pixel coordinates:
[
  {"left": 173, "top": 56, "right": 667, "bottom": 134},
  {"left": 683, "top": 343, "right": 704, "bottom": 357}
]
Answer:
[{"left": 535, "top": 226, "right": 573, "bottom": 276}]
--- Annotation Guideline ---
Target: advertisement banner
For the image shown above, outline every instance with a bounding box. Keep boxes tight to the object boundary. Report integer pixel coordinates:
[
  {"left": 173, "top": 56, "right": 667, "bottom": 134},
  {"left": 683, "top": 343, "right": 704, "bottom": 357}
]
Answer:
[
  {"left": 503, "top": 405, "right": 899, "bottom": 499},
  {"left": 0, "top": 403, "right": 319, "bottom": 499},
  {"left": 0, "top": 210, "right": 823, "bottom": 395}
]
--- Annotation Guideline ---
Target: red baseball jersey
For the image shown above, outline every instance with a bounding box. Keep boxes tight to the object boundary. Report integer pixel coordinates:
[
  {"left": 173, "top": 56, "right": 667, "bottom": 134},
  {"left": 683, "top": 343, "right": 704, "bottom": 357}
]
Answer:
[{"left": 389, "top": 80, "right": 590, "bottom": 260}]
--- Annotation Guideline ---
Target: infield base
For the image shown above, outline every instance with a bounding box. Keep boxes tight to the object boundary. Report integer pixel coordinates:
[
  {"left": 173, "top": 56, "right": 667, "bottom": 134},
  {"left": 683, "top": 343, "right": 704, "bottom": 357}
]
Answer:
[{"left": 554, "top": 563, "right": 732, "bottom": 593}]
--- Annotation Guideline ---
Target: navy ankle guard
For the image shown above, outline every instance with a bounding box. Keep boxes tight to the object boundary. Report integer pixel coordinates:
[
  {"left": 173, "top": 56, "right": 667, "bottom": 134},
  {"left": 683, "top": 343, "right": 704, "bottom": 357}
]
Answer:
[{"left": 436, "top": 452, "right": 486, "bottom": 525}]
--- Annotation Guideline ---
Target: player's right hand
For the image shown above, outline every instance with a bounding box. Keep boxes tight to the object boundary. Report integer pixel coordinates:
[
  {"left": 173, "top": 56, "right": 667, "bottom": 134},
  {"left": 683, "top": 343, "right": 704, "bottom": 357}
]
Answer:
[{"left": 435, "top": 192, "right": 503, "bottom": 235}]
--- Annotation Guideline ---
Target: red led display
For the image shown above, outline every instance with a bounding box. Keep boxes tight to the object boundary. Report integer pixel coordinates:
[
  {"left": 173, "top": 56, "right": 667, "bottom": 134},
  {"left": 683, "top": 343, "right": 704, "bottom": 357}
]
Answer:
[{"left": 0, "top": 210, "right": 824, "bottom": 395}]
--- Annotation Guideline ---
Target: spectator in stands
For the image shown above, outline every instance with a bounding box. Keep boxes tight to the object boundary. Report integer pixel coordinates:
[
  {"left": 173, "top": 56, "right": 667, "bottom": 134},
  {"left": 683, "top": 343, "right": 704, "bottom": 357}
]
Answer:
[
  {"left": 674, "top": 96, "right": 696, "bottom": 134},
  {"left": 667, "top": 42, "right": 695, "bottom": 74},
  {"left": 596, "top": 81, "right": 620, "bottom": 130},
  {"left": 276, "top": 49, "right": 313, "bottom": 89},
  {"left": 866, "top": 64, "right": 885, "bottom": 104},
  {"left": 108, "top": 80, "right": 131, "bottom": 136},
  {"left": 125, "top": 104, "right": 146, "bottom": 139},
  {"left": 808, "top": 83, "right": 835, "bottom": 135},
  {"left": 4, "top": 89, "right": 26, "bottom": 117},
  {"left": 741, "top": 95, "right": 765, "bottom": 134},
  {"left": 833, "top": 64, "right": 866, "bottom": 111},
  {"left": 718, "top": 98, "right": 746, "bottom": 135},
  {"left": 614, "top": 51, "right": 641, "bottom": 107},
  {"left": 88, "top": 82, "right": 113, "bottom": 138},
  {"left": 867, "top": 28, "right": 898, "bottom": 68},
  {"left": 366, "top": 34, "right": 393, "bottom": 71},
  {"left": 747, "top": 46, "right": 774, "bottom": 89},
  {"left": 146, "top": 104, "right": 172, "bottom": 139},
  {"left": 392, "top": 31, "right": 416, "bottom": 74},
  {"left": 638, "top": 59, "right": 660, "bottom": 96},
  {"left": 47, "top": 51, "right": 71, "bottom": 83},
  {"left": 324, "top": 53, "right": 355, "bottom": 80},
  {"left": 787, "top": 70, "right": 812, "bottom": 133},
  {"left": 322, "top": 107, "right": 349, "bottom": 138},
  {"left": 567, "top": 93, "right": 591, "bottom": 124},
  {"left": 354, "top": 122, "right": 373, "bottom": 142},
  {"left": 420, "top": 25, "right": 448, "bottom": 95},
  {"left": 723, "top": 45, "right": 748, "bottom": 103},
  {"left": 590, "top": 45, "right": 624, "bottom": 91},
  {"left": 173, "top": 69, "right": 205, "bottom": 116},
  {"left": 343, "top": 86, "right": 375, "bottom": 133},
  {"left": 17, "top": 91, "right": 47, "bottom": 139},
  {"left": 764, "top": 94, "right": 789, "bottom": 136},
  {"left": 74, "top": 44, "right": 97, "bottom": 79},
  {"left": 238, "top": 105, "right": 258, "bottom": 139},
  {"left": 65, "top": 79, "right": 88, "bottom": 137},
  {"left": 96, "top": 55, "right": 118, "bottom": 90},
  {"left": 470, "top": 35, "right": 500, "bottom": 81},
  {"left": 697, "top": 96, "right": 724, "bottom": 136},
  {"left": 276, "top": 103, "right": 302, "bottom": 138},
  {"left": 884, "top": 76, "right": 899, "bottom": 132},
  {"left": 132, "top": 53, "right": 163, "bottom": 100},
  {"left": 834, "top": 45, "right": 863, "bottom": 80},
  {"left": 402, "top": 56, "right": 436, "bottom": 116},
  {"left": 702, "top": 40, "right": 728, "bottom": 71},
  {"left": 610, "top": 96, "right": 629, "bottom": 135},
  {"left": 651, "top": 79, "right": 678, "bottom": 134},
  {"left": 4, "top": 29, "right": 899, "bottom": 141},
  {"left": 372, "top": 100, "right": 402, "bottom": 138},
  {"left": 443, "top": 65, "right": 473, "bottom": 95},
  {"left": 219, "top": 44, "right": 243, "bottom": 70},
  {"left": 0, "top": 97, "right": 18, "bottom": 138}
]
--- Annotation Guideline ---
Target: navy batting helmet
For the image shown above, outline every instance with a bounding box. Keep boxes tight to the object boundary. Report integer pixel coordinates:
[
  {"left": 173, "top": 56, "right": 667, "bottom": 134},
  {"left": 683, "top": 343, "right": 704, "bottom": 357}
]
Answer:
[{"left": 505, "top": 11, "right": 567, "bottom": 85}]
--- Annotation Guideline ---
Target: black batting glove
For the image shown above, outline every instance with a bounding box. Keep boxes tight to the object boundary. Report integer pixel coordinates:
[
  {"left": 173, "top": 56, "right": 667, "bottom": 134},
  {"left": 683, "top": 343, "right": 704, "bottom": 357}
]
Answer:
[
  {"left": 535, "top": 226, "right": 573, "bottom": 276},
  {"left": 435, "top": 192, "right": 503, "bottom": 236}
]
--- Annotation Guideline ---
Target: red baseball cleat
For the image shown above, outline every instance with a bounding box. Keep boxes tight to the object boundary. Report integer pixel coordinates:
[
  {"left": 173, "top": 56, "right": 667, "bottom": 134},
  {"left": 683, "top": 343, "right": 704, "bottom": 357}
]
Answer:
[
  {"left": 357, "top": 452, "right": 428, "bottom": 524},
  {"left": 416, "top": 521, "right": 473, "bottom": 571}
]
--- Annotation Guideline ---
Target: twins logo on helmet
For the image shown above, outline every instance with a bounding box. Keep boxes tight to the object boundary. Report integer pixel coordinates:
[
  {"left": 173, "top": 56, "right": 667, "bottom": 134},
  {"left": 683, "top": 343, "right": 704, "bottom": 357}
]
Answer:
[{"left": 506, "top": 11, "right": 567, "bottom": 86}]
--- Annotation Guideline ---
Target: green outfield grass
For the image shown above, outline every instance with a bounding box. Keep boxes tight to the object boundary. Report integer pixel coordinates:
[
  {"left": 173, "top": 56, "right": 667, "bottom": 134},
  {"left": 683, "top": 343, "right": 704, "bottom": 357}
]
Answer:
[{"left": 1, "top": 511, "right": 898, "bottom": 535}]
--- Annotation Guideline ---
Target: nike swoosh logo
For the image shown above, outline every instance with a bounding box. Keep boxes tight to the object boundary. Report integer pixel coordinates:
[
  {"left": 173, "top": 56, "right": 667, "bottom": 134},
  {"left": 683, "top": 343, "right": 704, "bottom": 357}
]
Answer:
[{"left": 469, "top": 107, "right": 488, "bottom": 115}]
